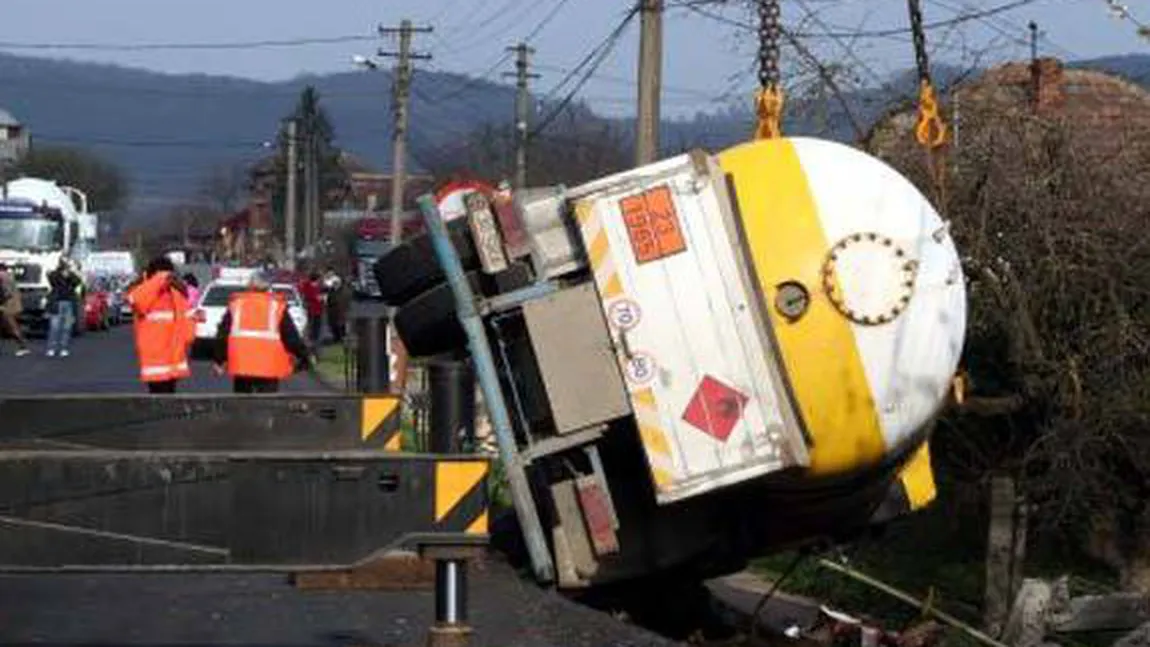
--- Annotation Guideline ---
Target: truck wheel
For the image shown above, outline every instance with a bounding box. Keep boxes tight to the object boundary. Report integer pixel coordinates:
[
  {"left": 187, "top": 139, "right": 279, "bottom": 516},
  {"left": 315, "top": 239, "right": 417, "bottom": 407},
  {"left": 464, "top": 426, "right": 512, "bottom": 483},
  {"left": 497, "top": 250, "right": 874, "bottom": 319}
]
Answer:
[
  {"left": 391, "top": 262, "right": 534, "bottom": 358},
  {"left": 392, "top": 271, "right": 483, "bottom": 358},
  {"left": 372, "top": 218, "right": 481, "bottom": 307}
]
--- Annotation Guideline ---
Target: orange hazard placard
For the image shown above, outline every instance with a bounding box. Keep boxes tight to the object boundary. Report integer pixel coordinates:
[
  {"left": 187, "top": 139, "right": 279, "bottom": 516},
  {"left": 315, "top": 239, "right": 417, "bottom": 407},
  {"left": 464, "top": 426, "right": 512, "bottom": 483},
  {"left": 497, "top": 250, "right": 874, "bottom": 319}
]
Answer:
[{"left": 620, "top": 185, "right": 687, "bottom": 264}]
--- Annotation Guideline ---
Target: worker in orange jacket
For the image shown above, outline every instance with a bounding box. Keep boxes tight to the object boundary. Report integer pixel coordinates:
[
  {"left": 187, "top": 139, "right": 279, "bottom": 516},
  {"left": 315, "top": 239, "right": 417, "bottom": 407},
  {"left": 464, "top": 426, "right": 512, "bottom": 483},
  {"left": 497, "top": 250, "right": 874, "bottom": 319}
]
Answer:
[
  {"left": 212, "top": 272, "right": 313, "bottom": 393},
  {"left": 126, "top": 256, "right": 194, "bottom": 393}
]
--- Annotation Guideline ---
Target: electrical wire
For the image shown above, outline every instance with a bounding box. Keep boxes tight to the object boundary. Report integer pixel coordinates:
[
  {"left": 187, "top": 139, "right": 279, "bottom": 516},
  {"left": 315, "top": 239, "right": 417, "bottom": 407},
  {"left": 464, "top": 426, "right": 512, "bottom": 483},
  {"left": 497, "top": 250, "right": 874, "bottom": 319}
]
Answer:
[
  {"left": 418, "top": 0, "right": 564, "bottom": 103},
  {"left": 421, "top": 51, "right": 513, "bottom": 103},
  {"left": 533, "top": 62, "right": 715, "bottom": 97},
  {"left": 680, "top": 0, "right": 1046, "bottom": 39},
  {"left": 529, "top": 5, "right": 640, "bottom": 138},
  {"left": 35, "top": 135, "right": 270, "bottom": 149},
  {"left": 524, "top": 0, "right": 575, "bottom": 43},
  {"left": 0, "top": 34, "right": 377, "bottom": 52}
]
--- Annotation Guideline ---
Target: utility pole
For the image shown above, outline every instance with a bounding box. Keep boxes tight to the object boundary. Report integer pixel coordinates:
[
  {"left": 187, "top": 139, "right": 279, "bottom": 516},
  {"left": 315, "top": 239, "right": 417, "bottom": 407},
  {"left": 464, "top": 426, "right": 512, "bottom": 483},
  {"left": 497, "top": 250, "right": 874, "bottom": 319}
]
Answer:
[
  {"left": 378, "top": 20, "right": 432, "bottom": 248},
  {"left": 308, "top": 130, "right": 320, "bottom": 250},
  {"left": 1028, "top": 21, "right": 1041, "bottom": 111},
  {"left": 503, "top": 43, "right": 539, "bottom": 191},
  {"left": 285, "top": 119, "right": 299, "bottom": 270},
  {"left": 1029, "top": 21, "right": 1039, "bottom": 63},
  {"left": 636, "top": 0, "right": 663, "bottom": 165},
  {"left": 301, "top": 125, "right": 313, "bottom": 255}
]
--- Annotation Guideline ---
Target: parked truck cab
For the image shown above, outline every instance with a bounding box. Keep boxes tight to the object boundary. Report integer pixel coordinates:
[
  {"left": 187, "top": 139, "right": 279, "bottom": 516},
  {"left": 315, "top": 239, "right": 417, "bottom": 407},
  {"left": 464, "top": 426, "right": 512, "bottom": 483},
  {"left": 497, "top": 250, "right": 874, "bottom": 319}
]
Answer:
[{"left": 0, "top": 178, "right": 90, "bottom": 333}]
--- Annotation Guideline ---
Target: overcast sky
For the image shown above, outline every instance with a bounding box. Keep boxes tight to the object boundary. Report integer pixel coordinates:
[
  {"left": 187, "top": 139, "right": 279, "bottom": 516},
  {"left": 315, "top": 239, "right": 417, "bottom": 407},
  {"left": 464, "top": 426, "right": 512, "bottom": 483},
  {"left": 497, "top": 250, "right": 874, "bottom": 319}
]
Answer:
[{"left": 0, "top": 0, "right": 1145, "bottom": 117}]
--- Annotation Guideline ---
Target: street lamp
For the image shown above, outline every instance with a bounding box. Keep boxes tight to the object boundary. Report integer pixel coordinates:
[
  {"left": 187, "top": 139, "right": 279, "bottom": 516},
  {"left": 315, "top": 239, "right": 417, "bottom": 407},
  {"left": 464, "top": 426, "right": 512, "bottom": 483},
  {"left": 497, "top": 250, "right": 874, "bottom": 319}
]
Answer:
[{"left": 352, "top": 54, "right": 378, "bottom": 70}]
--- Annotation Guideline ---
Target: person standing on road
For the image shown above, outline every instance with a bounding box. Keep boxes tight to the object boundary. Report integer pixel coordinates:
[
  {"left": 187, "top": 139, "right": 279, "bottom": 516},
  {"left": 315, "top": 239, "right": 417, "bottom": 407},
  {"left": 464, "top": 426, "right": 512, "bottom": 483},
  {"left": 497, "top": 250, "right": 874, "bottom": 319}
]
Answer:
[
  {"left": 298, "top": 270, "right": 324, "bottom": 346},
  {"left": 212, "top": 272, "right": 314, "bottom": 394},
  {"left": 324, "top": 268, "right": 351, "bottom": 345},
  {"left": 183, "top": 273, "right": 201, "bottom": 307},
  {"left": 126, "top": 256, "right": 194, "bottom": 393},
  {"left": 0, "top": 262, "right": 30, "bottom": 357},
  {"left": 45, "top": 259, "right": 82, "bottom": 358}
]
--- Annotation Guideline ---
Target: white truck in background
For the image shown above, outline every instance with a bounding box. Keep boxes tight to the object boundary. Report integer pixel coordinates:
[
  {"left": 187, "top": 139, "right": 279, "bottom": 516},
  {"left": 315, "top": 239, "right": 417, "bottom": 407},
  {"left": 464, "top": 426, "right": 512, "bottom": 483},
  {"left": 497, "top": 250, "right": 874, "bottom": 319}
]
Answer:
[
  {"left": 0, "top": 177, "right": 93, "bottom": 333},
  {"left": 85, "top": 250, "right": 136, "bottom": 278}
]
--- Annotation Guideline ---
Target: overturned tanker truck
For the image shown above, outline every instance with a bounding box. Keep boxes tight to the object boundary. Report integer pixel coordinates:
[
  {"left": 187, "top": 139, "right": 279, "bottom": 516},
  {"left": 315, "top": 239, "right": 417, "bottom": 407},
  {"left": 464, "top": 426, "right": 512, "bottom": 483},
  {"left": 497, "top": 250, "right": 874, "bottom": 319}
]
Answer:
[{"left": 373, "top": 136, "right": 967, "bottom": 590}]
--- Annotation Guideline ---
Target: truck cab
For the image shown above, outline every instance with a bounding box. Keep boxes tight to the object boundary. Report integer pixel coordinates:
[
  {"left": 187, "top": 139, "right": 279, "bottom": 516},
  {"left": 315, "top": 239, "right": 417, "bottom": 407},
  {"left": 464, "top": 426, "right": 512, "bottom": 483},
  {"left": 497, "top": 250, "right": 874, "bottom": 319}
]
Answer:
[{"left": 0, "top": 178, "right": 90, "bottom": 332}]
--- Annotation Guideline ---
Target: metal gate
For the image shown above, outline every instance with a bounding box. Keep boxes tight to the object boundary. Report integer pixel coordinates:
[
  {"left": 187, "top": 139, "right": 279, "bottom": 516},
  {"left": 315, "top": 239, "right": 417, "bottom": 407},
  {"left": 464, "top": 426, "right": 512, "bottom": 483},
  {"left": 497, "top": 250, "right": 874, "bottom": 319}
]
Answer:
[{"left": 0, "top": 393, "right": 489, "bottom": 642}]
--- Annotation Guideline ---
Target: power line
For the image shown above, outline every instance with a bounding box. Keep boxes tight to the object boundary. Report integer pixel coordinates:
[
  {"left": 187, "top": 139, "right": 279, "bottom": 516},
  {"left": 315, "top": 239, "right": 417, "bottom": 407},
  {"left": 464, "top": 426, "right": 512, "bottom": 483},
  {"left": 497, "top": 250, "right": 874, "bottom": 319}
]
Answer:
[
  {"left": 533, "top": 61, "right": 713, "bottom": 97},
  {"left": 434, "top": 0, "right": 534, "bottom": 55},
  {"left": 35, "top": 134, "right": 270, "bottom": 149},
  {"left": 417, "top": 0, "right": 567, "bottom": 104},
  {"left": 678, "top": 0, "right": 1046, "bottom": 39},
  {"left": 525, "top": 0, "right": 575, "bottom": 42},
  {"left": 0, "top": 34, "right": 377, "bottom": 52},
  {"left": 422, "top": 52, "right": 513, "bottom": 102},
  {"left": 931, "top": 0, "right": 1078, "bottom": 59},
  {"left": 1102, "top": 0, "right": 1149, "bottom": 31},
  {"left": 530, "top": 5, "right": 640, "bottom": 139}
]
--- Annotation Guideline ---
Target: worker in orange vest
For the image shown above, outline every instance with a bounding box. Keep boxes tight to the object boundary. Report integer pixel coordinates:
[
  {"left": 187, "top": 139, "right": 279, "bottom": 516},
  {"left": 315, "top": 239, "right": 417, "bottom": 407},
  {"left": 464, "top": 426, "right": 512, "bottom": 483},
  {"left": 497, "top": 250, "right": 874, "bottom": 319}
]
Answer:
[
  {"left": 212, "top": 272, "right": 313, "bottom": 393},
  {"left": 126, "top": 256, "right": 194, "bottom": 393}
]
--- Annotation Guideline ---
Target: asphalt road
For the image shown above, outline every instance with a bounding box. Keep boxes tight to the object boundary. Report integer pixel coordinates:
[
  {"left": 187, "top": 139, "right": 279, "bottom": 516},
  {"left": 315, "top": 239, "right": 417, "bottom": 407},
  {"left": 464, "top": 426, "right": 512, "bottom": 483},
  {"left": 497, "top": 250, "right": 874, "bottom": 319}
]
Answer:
[
  {"left": 0, "top": 323, "right": 679, "bottom": 647},
  {"left": 0, "top": 324, "right": 333, "bottom": 394},
  {"left": 0, "top": 558, "right": 676, "bottom": 647}
]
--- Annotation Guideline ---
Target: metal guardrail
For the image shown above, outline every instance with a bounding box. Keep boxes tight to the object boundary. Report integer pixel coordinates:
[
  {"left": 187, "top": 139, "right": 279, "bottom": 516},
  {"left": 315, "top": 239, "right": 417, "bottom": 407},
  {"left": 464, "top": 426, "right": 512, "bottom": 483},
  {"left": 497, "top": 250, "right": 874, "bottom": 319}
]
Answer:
[
  {"left": 0, "top": 392, "right": 488, "bottom": 645},
  {"left": 0, "top": 394, "right": 404, "bottom": 452}
]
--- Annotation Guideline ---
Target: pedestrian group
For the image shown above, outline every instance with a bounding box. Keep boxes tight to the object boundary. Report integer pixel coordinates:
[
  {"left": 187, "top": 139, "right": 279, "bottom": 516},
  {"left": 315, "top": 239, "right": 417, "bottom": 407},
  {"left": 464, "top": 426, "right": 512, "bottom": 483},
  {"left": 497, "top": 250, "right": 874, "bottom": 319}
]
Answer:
[{"left": 2, "top": 255, "right": 352, "bottom": 395}]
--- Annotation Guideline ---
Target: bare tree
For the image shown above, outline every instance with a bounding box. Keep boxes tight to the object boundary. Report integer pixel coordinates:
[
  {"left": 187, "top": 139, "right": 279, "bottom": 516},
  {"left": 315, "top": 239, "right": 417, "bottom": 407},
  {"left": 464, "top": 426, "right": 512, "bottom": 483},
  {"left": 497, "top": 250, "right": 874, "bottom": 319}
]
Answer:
[
  {"left": 419, "top": 105, "right": 631, "bottom": 188},
  {"left": 871, "top": 83, "right": 1150, "bottom": 592},
  {"left": 198, "top": 162, "right": 248, "bottom": 215}
]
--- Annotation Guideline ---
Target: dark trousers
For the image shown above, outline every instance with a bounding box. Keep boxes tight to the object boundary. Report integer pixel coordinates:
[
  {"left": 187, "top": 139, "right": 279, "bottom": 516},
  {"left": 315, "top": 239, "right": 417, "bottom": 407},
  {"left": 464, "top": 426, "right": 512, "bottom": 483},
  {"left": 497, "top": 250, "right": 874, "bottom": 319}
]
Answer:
[
  {"left": 233, "top": 377, "right": 279, "bottom": 393},
  {"left": 1, "top": 312, "right": 27, "bottom": 348},
  {"left": 147, "top": 380, "right": 178, "bottom": 393},
  {"left": 328, "top": 310, "right": 345, "bottom": 344},
  {"left": 308, "top": 313, "right": 322, "bottom": 345}
]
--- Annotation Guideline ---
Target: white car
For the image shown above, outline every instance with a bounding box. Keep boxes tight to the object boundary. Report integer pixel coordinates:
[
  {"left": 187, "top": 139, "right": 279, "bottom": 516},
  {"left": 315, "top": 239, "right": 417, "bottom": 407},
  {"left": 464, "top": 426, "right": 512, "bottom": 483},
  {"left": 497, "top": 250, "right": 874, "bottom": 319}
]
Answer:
[{"left": 191, "top": 280, "right": 308, "bottom": 356}]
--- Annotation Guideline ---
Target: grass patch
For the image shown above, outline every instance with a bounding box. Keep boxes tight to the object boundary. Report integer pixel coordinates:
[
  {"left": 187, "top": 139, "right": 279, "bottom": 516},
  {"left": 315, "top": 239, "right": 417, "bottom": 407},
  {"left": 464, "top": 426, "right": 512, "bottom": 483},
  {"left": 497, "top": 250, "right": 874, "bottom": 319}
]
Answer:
[
  {"left": 315, "top": 344, "right": 351, "bottom": 387},
  {"left": 749, "top": 476, "right": 1123, "bottom": 647}
]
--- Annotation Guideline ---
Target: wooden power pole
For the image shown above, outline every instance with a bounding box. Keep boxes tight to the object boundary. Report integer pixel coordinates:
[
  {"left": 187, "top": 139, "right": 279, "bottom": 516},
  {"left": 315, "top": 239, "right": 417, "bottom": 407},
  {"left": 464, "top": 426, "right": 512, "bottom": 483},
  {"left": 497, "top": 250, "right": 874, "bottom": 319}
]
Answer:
[
  {"left": 285, "top": 119, "right": 299, "bottom": 271},
  {"left": 636, "top": 0, "right": 663, "bottom": 165},
  {"left": 504, "top": 43, "right": 539, "bottom": 190},
  {"left": 378, "top": 20, "right": 432, "bottom": 248}
]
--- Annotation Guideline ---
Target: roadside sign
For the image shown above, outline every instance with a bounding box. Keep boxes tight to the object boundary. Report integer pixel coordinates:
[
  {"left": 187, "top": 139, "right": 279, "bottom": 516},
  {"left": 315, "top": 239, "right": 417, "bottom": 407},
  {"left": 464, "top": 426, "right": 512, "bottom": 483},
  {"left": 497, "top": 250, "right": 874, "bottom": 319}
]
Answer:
[{"left": 435, "top": 179, "right": 495, "bottom": 223}]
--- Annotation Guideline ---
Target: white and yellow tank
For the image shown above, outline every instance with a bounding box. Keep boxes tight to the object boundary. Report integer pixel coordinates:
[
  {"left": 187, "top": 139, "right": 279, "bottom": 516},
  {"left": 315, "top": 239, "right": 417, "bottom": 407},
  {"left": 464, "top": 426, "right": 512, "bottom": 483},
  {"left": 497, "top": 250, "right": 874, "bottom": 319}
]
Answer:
[{"left": 566, "top": 136, "right": 966, "bottom": 508}]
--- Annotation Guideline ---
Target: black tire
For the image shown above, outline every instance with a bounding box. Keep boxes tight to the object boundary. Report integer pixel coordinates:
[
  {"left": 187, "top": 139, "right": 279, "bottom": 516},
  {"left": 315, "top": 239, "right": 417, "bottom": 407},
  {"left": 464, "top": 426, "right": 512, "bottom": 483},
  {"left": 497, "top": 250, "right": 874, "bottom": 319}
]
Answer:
[
  {"left": 393, "top": 272, "right": 481, "bottom": 358},
  {"left": 391, "top": 261, "right": 535, "bottom": 359},
  {"left": 372, "top": 218, "right": 481, "bottom": 307}
]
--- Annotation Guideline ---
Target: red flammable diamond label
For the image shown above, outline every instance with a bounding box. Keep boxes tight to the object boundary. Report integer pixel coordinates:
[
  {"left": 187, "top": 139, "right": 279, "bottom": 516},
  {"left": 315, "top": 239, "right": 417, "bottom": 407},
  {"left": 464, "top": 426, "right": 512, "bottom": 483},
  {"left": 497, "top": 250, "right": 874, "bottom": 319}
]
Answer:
[{"left": 681, "top": 375, "right": 749, "bottom": 442}]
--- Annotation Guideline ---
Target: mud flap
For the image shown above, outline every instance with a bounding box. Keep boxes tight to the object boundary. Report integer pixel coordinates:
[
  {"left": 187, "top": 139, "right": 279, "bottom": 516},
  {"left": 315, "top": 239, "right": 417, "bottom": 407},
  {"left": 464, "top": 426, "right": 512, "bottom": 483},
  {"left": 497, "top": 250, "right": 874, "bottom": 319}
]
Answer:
[{"left": 868, "top": 441, "right": 937, "bottom": 526}]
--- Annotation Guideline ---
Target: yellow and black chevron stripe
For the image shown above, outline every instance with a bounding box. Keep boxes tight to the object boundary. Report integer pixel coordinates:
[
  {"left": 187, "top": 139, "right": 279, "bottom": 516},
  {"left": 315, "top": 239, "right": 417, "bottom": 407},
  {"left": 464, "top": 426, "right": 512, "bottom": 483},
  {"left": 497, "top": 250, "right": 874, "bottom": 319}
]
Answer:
[
  {"left": 433, "top": 460, "right": 490, "bottom": 536},
  {"left": 871, "top": 439, "right": 938, "bottom": 526},
  {"left": 896, "top": 440, "right": 937, "bottom": 511},
  {"left": 360, "top": 396, "right": 403, "bottom": 451}
]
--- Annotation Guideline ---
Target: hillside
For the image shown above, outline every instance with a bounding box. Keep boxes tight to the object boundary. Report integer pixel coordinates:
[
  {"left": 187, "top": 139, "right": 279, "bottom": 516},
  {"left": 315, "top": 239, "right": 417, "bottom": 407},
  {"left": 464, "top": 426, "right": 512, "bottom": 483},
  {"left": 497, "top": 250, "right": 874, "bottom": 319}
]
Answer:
[{"left": 1, "top": 52, "right": 1147, "bottom": 222}]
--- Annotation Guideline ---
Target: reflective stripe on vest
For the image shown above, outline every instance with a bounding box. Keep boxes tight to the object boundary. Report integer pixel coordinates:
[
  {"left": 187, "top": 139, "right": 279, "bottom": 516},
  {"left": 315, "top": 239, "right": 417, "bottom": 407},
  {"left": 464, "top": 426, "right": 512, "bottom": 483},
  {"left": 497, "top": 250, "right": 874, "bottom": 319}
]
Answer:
[
  {"left": 145, "top": 310, "right": 176, "bottom": 322},
  {"left": 231, "top": 297, "right": 283, "bottom": 341},
  {"left": 141, "top": 361, "right": 189, "bottom": 377}
]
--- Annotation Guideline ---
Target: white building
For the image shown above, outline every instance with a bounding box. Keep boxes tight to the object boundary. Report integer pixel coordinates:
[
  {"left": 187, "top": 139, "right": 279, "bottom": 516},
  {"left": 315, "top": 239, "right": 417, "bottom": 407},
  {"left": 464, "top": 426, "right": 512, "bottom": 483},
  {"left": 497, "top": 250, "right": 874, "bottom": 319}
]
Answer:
[{"left": 0, "top": 108, "right": 30, "bottom": 165}]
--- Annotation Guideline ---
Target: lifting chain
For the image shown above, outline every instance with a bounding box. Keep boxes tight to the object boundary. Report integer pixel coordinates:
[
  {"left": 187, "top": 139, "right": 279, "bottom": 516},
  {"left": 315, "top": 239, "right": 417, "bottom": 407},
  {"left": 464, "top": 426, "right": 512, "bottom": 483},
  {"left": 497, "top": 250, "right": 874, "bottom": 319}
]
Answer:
[
  {"left": 907, "top": 0, "right": 946, "bottom": 149},
  {"left": 907, "top": 0, "right": 949, "bottom": 214},
  {"left": 754, "top": 0, "right": 784, "bottom": 140}
]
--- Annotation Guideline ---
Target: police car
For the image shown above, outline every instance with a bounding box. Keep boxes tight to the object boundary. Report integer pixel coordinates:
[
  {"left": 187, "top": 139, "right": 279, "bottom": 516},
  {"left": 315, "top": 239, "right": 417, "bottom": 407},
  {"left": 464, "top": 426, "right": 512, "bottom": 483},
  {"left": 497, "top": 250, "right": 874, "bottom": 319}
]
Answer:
[{"left": 189, "top": 268, "right": 308, "bottom": 358}]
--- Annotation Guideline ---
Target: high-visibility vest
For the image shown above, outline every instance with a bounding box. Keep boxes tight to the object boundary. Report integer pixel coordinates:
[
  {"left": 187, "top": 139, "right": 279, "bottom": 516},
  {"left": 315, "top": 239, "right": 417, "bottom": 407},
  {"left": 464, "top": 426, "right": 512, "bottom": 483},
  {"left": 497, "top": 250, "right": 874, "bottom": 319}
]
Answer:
[
  {"left": 226, "top": 291, "right": 294, "bottom": 380},
  {"left": 126, "top": 272, "right": 193, "bottom": 383}
]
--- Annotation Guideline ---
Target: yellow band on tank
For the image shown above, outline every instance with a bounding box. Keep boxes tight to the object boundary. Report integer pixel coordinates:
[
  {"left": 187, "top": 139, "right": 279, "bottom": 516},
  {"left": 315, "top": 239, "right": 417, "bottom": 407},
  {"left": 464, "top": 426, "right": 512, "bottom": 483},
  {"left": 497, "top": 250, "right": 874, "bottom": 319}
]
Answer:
[{"left": 717, "top": 138, "right": 885, "bottom": 476}]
